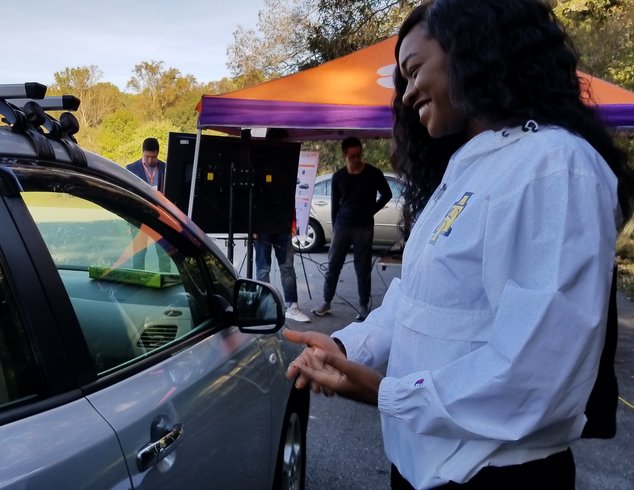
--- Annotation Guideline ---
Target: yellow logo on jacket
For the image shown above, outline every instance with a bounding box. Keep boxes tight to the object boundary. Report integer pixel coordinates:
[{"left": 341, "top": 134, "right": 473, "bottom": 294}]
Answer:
[{"left": 430, "top": 192, "right": 473, "bottom": 244}]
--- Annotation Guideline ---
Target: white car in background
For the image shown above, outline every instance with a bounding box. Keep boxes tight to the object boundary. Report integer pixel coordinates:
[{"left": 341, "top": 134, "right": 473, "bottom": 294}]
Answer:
[{"left": 292, "top": 172, "right": 404, "bottom": 253}]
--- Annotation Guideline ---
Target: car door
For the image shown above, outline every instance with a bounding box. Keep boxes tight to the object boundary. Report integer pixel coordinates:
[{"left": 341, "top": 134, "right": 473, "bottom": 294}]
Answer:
[
  {"left": 13, "top": 166, "right": 275, "bottom": 489},
  {"left": 373, "top": 176, "right": 404, "bottom": 245},
  {"left": 310, "top": 178, "right": 333, "bottom": 238},
  {"left": 0, "top": 186, "right": 130, "bottom": 489}
]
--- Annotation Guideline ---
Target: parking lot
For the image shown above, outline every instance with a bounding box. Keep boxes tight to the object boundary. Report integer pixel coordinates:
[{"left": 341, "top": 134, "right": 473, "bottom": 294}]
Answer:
[{"left": 217, "top": 238, "right": 634, "bottom": 489}]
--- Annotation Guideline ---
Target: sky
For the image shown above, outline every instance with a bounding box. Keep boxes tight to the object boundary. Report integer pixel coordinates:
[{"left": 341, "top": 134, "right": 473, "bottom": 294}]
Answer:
[{"left": 2, "top": 0, "right": 265, "bottom": 91}]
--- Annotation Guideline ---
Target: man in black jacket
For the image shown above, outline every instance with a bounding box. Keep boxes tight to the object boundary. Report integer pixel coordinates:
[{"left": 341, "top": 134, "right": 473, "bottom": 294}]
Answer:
[{"left": 313, "top": 137, "right": 392, "bottom": 321}]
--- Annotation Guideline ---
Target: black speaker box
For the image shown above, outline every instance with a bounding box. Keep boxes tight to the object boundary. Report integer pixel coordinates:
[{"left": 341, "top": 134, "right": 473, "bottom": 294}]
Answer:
[{"left": 165, "top": 132, "right": 300, "bottom": 234}]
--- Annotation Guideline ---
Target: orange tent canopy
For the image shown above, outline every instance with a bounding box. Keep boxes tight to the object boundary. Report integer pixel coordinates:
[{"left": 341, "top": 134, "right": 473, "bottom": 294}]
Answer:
[
  {"left": 216, "top": 35, "right": 634, "bottom": 106},
  {"left": 218, "top": 36, "right": 397, "bottom": 107},
  {"left": 197, "top": 36, "right": 634, "bottom": 138}
]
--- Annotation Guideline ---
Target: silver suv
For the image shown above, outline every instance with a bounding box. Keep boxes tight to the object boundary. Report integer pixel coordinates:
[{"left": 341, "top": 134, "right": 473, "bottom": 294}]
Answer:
[{"left": 0, "top": 83, "right": 308, "bottom": 489}]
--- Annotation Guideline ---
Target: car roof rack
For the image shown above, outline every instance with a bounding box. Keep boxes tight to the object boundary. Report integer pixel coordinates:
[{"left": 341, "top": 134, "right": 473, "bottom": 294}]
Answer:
[
  {"left": 10, "top": 95, "right": 81, "bottom": 112},
  {"left": 0, "top": 82, "right": 86, "bottom": 167},
  {"left": 0, "top": 82, "right": 47, "bottom": 100}
]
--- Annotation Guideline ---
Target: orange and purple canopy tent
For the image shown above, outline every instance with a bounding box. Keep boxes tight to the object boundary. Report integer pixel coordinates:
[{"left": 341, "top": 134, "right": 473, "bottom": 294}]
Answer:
[{"left": 196, "top": 36, "right": 634, "bottom": 140}]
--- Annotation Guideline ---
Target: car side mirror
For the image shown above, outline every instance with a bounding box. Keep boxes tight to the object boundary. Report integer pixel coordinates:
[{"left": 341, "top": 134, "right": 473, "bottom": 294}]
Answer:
[{"left": 233, "top": 278, "right": 284, "bottom": 333}]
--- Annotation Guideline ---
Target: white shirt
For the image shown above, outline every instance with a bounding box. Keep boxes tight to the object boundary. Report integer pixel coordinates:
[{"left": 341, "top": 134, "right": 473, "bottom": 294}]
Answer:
[{"left": 333, "top": 125, "right": 619, "bottom": 489}]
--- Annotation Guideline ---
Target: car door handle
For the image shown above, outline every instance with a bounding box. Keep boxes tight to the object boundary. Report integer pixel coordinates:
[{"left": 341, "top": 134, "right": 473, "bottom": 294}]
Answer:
[
  {"left": 137, "top": 419, "right": 184, "bottom": 471},
  {"left": 315, "top": 201, "right": 328, "bottom": 206}
]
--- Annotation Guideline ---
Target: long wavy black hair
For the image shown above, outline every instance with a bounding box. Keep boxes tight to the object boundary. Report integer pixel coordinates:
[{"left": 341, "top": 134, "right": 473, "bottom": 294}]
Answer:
[{"left": 392, "top": 0, "right": 632, "bottom": 231}]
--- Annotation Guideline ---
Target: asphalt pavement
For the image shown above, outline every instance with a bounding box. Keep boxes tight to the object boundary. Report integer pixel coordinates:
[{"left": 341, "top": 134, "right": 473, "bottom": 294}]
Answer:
[{"left": 216, "top": 238, "right": 634, "bottom": 489}]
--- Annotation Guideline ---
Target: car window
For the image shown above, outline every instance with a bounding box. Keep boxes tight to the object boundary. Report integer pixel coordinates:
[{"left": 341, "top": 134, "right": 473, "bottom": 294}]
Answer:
[
  {"left": 202, "top": 252, "right": 235, "bottom": 302},
  {"left": 0, "top": 259, "right": 40, "bottom": 409},
  {"left": 313, "top": 179, "right": 330, "bottom": 197},
  {"left": 18, "top": 173, "right": 217, "bottom": 375}
]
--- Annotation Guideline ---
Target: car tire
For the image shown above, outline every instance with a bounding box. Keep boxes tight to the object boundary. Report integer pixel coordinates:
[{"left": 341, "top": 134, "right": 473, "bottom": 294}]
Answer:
[
  {"left": 291, "top": 218, "right": 324, "bottom": 253},
  {"left": 273, "top": 390, "right": 308, "bottom": 490}
]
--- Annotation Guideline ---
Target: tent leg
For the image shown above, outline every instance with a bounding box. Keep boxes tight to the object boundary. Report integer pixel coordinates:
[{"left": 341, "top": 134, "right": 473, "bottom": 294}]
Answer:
[
  {"left": 187, "top": 128, "right": 203, "bottom": 218},
  {"left": 297, "top": 245, "right": 312, "bottom": 300}
]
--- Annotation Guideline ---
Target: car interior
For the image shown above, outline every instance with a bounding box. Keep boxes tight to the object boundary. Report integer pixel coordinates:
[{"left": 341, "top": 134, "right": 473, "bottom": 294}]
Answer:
[{"left": 15, "top": 168, "right": 222, "bottom": 375}]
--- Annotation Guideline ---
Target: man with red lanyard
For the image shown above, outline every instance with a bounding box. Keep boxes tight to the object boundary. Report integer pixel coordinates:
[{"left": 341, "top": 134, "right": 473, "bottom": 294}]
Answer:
[
  {"left": 126, "top": 137, "right": 170, "bottom": 271},
  {"left": 127, "top": 138, "right": 166, "bottom": 192}
]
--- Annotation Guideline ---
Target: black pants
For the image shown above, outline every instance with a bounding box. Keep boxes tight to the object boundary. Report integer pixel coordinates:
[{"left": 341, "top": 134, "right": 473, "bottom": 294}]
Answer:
[
  {"left": 391, "top": 448, "right": 575, "bottom": 489},
  {"left": 323, "top": 223, "right": 373, "bottom": 307}
]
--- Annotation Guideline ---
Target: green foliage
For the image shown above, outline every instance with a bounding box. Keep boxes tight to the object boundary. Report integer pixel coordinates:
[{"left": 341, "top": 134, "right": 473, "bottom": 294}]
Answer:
[
  {"left": 74, "top": 125, "right": 100, "bottom": 152},
  {"left": 554, "top": 0, "right": 634, "bottom": 90},
  {"left": 305, "top": 0, "right": 416, "bottom": 65},
  {"left": 97, "top": 116, "right": 180, "bottom": 167},
  {"left": 97, "top": 109, "right": 140, "bottom": 161},
  {"left": 52, "top": 65, "right": 101, "bottom": 93},
  {"left": 164, "top": 90, "right": 203, "bottom": 134},
  {"left": 227, "top": 0, "right": 414, "bottom": 78},
  {"left": 203, "top": 78, "right": 241, "bottom": 95},
  {"left": 49, "top": 66, "right": 123, "bottom": 128},
  {"left": 227, "top": 0, "right": 310, "bottom": 81},
  {"left": 127, "top": 61, "right": 198, "bottom": 118}
]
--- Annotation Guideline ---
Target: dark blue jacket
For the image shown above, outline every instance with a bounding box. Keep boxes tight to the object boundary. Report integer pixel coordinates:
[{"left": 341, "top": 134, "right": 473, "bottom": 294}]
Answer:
[{"left": 126, "top": 159, "right": 166, "bottom": 192}]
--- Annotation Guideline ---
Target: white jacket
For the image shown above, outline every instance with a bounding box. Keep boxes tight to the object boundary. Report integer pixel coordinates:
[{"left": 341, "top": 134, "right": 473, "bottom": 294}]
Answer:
[{"left": 333, "top": 125, "right": 619, "bottom": 489}]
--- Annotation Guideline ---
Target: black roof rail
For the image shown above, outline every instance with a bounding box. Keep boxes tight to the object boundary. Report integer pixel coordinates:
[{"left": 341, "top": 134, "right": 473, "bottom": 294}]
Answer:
[
  {"left": 10, "top": 95, "right": 81, "bottom": 112},
  {"left": 0, "top": 82, "right": 47, "bottom": 100},
  {"left": 1, "top": 83, "right": 86, "bottom": 167}
]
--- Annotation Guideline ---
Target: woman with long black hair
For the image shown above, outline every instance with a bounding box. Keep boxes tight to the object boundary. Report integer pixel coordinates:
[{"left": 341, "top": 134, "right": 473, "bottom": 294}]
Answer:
[{"left": 284, "top": 1, "right": 633, "bottom": 488}]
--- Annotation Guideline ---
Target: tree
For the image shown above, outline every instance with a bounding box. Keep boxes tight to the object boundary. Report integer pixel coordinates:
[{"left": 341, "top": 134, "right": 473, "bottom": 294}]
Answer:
[
  {"left": 127, "top": 61, "right": 198, "bottom": 118},
  {"left": 50, "top": 66, "right": 123, "bottom": 129},
  {"left": 304, "top": 0, "right": 415, "bottom": 66},
  {"left": 165, "top": 89, "right": 205, "bottom": 134},
  {"left": 227, "top": 0, "right": 311, "bottom": 82},
  {"left": 115, "top": 119, "right": 181, "bottom": 166},
  {"left": 96, "top": 110, "right": 179, "bottom": 166},
  {"left": 96, "top": 109, "right": 140, "bottom": 162},
  {"left": 227, "top": 0, "right": 414, "bottom": 81},
  {"left": 554, "top": 0, "right": 634, "bottom": 90}
]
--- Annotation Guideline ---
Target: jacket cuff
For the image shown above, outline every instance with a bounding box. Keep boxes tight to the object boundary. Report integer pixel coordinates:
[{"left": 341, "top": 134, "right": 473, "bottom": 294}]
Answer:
[{"left": 378, "top": 376, "right": 398, "bottom": 415}]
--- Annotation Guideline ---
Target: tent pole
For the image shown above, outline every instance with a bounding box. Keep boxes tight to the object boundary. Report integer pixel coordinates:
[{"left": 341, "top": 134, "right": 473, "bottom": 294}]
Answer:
[
  {"left": 187, "top": 128, "right": 203, "bottom": 218},
  {"left": 227, "top": 160, "right": 235, "bottom": 263},
  {"left": 241, "top": 129, "right": 254, "bottom": 279}
]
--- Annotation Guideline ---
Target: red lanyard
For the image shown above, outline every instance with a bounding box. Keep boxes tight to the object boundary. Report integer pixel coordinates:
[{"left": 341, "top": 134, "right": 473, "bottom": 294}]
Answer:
[{"left": 142, "top": 162, "right": 158, "bottom": 186}]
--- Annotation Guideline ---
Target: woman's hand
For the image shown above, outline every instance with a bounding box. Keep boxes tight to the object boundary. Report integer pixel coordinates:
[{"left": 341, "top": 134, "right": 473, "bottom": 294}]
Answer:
[
  {"left": 283, "top": 329, "right": 345, "bottom": 395},
  {"left": 283, "top": 329, "right": 383, "bottom": 405}
]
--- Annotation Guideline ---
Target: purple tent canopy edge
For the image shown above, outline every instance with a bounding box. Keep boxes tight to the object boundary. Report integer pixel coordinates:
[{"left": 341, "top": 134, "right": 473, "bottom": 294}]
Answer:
[
  {"left": 197, "top": 97, "right": 392, "bottom": 130},
  {"left": 197, "top": 97, "right": 634, "bottom": 137},
  {"left": 596, "top": 104, "right": 634, "bottom": 129}
]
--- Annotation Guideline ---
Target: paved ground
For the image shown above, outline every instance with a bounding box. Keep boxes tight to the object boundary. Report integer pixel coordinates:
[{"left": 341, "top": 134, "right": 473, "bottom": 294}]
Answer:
[{"left": 217, "top": 238, "right": 634, "bottom": 488}]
